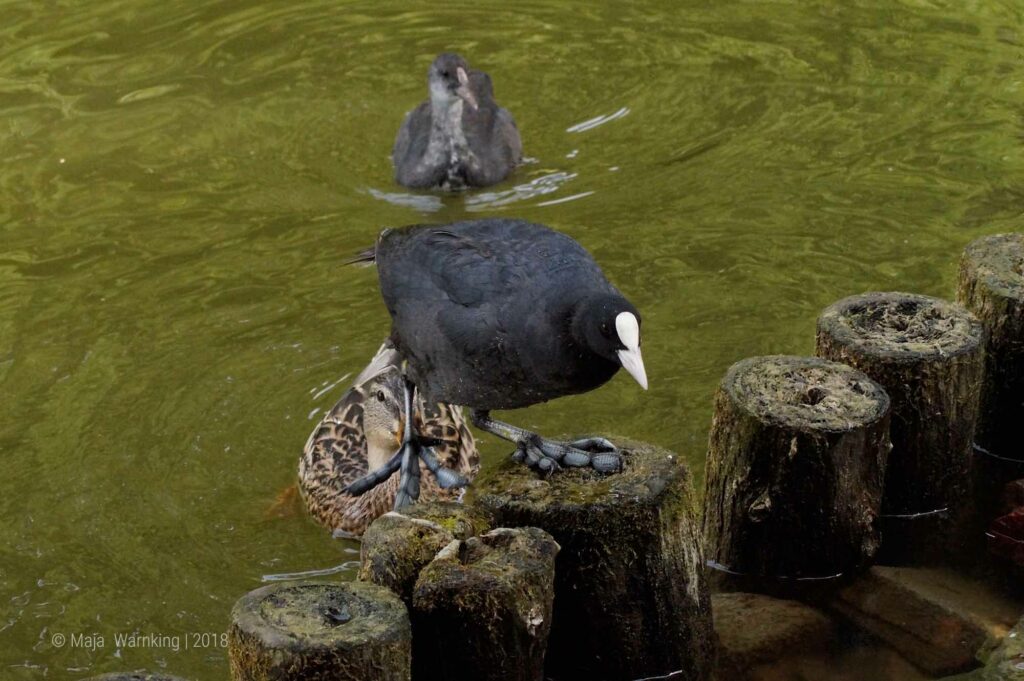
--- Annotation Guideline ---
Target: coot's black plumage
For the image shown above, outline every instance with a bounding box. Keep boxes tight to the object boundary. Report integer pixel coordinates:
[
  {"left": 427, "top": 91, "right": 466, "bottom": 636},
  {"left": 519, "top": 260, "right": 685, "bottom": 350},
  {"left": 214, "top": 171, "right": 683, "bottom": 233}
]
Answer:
[
  {"left": 346, "top": 219, "right": 648, "bottom": 506},
  {"left": 392, "top": 53, "right": 522, "bottom": 190}
]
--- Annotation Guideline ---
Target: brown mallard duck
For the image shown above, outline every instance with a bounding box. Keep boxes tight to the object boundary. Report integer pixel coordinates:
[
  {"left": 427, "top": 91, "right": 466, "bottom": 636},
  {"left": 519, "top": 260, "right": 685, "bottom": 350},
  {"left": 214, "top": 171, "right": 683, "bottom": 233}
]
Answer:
[{"left": 298, "top": 349, "right": 478, "bottom": 536}]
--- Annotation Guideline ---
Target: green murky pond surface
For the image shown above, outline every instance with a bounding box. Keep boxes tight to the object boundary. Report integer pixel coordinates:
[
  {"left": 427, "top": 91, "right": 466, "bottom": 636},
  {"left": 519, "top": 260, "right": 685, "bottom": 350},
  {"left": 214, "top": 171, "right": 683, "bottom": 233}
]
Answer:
[{"left": 1, "top": 0, "right": 1022, "bottom": 677}]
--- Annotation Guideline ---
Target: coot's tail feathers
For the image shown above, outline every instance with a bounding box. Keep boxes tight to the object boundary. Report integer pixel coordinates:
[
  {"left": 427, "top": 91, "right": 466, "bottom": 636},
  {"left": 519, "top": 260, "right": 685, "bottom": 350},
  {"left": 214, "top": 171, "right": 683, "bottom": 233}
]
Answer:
[{"left": 344, "top": 245, "right": 377, "bottom": 266}]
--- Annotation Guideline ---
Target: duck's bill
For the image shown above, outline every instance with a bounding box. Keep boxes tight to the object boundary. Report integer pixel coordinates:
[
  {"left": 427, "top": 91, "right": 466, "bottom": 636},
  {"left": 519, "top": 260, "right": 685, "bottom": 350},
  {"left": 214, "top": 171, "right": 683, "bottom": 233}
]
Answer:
[
  {"left": 617, "top": 347, "right": 649, "bottom": 390},
  {"left": 456, "top": 67, "right": 478, "bottom": 110}
]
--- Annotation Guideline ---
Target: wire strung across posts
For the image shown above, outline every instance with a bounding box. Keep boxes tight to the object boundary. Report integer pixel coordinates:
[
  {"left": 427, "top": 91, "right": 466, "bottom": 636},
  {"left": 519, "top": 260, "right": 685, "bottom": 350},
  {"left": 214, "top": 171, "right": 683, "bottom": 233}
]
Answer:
[
  {"left": 705, "top": 559, "right": 845, "bottom": 584},
  {"left": 630, "top": 670, "right": 686, "bottom": 681},
  {"left": 973, "top": 441, "right": 1024, "bottom": 465},
  {"left": 881, "top": 506, "right": 949, "bottom": 520}
]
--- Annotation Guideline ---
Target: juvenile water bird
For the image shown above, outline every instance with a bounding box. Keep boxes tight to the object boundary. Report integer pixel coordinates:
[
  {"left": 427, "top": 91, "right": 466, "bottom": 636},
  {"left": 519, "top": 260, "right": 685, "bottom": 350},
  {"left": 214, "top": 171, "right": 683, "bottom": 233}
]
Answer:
[
  {"left": 392, "top": 53, "right": 522, "bottom": 190},
  {"left": 299, "top": 345, "right": 478, "bottom": 535},
  {"left": 345, "top": 219, "right": 648, "bottom": 506}
]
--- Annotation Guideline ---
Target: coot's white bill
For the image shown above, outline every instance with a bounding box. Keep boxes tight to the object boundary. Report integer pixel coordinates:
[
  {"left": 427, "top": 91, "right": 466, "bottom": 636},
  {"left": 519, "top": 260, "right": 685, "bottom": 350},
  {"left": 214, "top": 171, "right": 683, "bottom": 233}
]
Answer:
[{"left": 615, "top": 311, "right": 648, "bottom": 390}]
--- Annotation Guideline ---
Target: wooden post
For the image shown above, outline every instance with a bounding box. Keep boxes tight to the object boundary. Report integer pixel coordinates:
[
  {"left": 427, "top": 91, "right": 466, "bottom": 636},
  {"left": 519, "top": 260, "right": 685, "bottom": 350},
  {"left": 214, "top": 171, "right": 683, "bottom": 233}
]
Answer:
[
  {"left": 358, "top": 501, "right": 492, "bottom": 605},
  {"left": 703, "top": 356, "right": 891, "bottom": 582},
  {"left": 816, "top": 292, "right": 985, "bottom": 563},
  {"left": 957, "top": 234, "right": 1024, "bottom": 518},
  {"left": 228, "top": 581, "right": 410, "bottom": 681},
  {"left": 411, "top": 527, "right": 559, "bottom": 681},
  {"left": 469, "top": 440, "right": 713, "bottom": 681}
]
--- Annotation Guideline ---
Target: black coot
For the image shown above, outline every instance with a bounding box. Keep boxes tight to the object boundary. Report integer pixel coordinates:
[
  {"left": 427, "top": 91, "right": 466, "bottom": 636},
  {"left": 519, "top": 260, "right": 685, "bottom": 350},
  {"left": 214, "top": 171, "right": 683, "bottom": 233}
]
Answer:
[
  {"left": 346, "top": 219, "right": 648, "bottom": 507},
  {"left": 392, "top": 53, "right": 522, "bottom": 190}
]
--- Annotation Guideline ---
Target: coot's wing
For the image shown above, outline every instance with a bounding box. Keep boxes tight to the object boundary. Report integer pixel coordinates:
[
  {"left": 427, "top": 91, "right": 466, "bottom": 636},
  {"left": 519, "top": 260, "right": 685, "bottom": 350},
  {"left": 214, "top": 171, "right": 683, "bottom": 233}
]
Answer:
[
  {"left": 464, "top": 103, "right": 521, "bottom": 171},
  {"left": 495, "top": 106, "right": 522, "bottom": 164},
  {"left": 462, "top": 70, "right": 520, "bottom": 183},
  {"left": 376, "top": 223, "right": 521, "bottom": 328},
  {"left": 391, "top": 101, "right": 431, "bottom": 182},
  {"left": 379, "top": 220, "right": 606, "bottom": 305}
]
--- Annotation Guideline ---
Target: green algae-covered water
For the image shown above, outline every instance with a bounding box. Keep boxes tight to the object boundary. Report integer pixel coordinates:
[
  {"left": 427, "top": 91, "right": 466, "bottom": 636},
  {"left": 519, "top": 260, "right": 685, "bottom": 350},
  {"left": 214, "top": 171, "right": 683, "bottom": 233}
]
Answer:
[{"left": 1, "top": 0, "right": 1021, "bottom": 677}]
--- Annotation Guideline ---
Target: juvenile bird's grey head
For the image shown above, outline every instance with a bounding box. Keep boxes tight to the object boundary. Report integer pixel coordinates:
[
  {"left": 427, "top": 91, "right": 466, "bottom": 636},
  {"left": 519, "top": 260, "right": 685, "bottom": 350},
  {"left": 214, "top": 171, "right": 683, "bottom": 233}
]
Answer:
[{"left": 428, "top": 53, "right": 478, "bottom": 112}]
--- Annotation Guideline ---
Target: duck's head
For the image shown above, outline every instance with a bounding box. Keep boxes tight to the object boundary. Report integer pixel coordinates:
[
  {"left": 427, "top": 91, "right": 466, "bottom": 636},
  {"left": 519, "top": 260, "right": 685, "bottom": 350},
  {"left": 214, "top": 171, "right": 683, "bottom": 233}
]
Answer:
[
  {"left": 428, "top": 52, "right": 478, "bottom": 112},
  {"left": 361, "top": 370, "right": 405, "bottom": 467},
  {"left": 572, "top": 293, "right": 649, "bottom": 390}
]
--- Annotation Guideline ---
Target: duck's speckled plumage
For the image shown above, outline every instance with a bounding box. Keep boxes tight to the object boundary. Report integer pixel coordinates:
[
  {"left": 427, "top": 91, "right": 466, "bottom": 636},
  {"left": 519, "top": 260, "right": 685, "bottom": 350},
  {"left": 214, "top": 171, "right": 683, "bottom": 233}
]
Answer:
[{"left": 298, "top": 368, "right": 478, "bottom": 535}]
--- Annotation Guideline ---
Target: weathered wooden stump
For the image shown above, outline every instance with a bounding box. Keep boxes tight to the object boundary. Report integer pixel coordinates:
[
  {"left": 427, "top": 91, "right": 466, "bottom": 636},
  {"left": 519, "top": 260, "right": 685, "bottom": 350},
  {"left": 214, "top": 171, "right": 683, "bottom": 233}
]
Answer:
[
  {"left": 816, "top": 292, "right": 985, "bottom": 563},
  {"left": 958, "top": 233, "right": 1024, "bottom": 519},
  {"left": 703, "top": 356, "right": 891, "bottom": 583},
  {"left": 411, "top": 527, "right": 559, "bottom": 681},
  {"left": 469, "top": 439, "right": 713, "bottom": 681},
  {"left": 79, "top": 671, "right": 190, "bottom": 675},
  {"left": 227, "top": 581, "right": 410, "bottom": 681},
  {"left": 358, "top": 501, "right": 492, "bottom": 605}
]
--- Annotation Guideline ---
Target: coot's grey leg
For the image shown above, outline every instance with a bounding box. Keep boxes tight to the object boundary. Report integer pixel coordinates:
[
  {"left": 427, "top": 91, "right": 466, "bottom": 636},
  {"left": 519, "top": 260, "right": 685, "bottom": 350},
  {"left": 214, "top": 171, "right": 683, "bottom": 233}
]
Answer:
[
  {"left": 564, "top": 436, "right": 617, "bottom": 452},
  {"left": 345, "top": 378, "right": 469, "bottom": 510},
  {"left": 344, "top": 446, "right": 404, "bottom": 495},
  {"left": 470, "top": 410, "right": 622, "bottom": 474},
  {"left": 391, "top": 379, "right": 421, "bottom": 508}
]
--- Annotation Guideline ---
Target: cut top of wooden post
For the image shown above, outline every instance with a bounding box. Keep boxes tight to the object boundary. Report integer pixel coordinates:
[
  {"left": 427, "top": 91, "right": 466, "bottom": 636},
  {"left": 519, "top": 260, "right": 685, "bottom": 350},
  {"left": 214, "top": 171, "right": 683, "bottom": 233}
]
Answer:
[
  {"left": 722, "top": 355, "right": 890, "bottom": 433},
  {"left": 231, "top": 581, "right": 409, "bottom": 654},
  {"left": 816, "top": 292, "right": 983, "bottom": 364}
]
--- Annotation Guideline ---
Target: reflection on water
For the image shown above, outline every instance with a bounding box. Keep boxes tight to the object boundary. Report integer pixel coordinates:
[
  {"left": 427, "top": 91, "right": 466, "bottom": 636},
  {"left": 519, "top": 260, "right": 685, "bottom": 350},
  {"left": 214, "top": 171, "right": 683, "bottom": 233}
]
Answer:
[
  {"left": 365, "top": 187, "right": 444, "bottom": 212},
  {"left": 566, "top": 106, "right": 631, "bottom": 133},
  {"left": 370, "top": 170, "right": 587, "bottom": 211},
  {"left": 466, "top": 170, "right": 579, "bottom": 209},
  {"left": 261, "top": 559, "right": 360, "bottom": 583},
  {"left": 1, "top": 0, "right": 1023, "bottom": 677}
]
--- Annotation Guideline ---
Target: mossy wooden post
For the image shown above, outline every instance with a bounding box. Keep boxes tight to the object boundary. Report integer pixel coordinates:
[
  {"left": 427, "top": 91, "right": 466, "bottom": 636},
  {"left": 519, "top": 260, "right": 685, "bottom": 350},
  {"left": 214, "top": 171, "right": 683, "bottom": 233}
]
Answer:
[
  {"left": 703, "top": 356, "right": 891, "bottom": 583},
  {"left": 469, "top": 440, "right": 713, "bottom": 681},
  {"left": 817, "top": 292, "right": 985, "bottom": 563},
  {"left": 957, "top": 234, "right": 1024, "bottom": 519},
  {"left": 411, "top": 527, "right": 559, "bottom": 681},
  {"left": 358, "top": 501, "right": 492, "bottom": 605},
  {"left": 227, "top": 581, "right": 410, "bottom": 681}
]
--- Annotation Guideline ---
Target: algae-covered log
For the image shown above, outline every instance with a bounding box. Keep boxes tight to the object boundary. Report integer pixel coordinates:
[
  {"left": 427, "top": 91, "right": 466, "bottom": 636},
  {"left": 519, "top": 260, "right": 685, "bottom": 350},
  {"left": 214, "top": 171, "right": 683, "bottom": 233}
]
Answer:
[
  {"left": 469, "top": 439, "right": 712, "bottom": 681},
  {"left": 412, "top": 527, "right": 558, "bottom": 681},
  {"left": 358, "top": 501, "right": 492, "bottom": 605},
  {"left": 81, "top": 674, "right": 191, "bottom": 681},
  {"left": 227, "top": 581, "right": 410, "bottom": 681},
  {"left": 958, "top": 234, "right": 1024, "bottom": 518},
  {"left": 817, "top": 292, "right": 984, "bottom": 563},
  {"left": 703, "top": 356, "right": 891, "bottom": 581}
]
